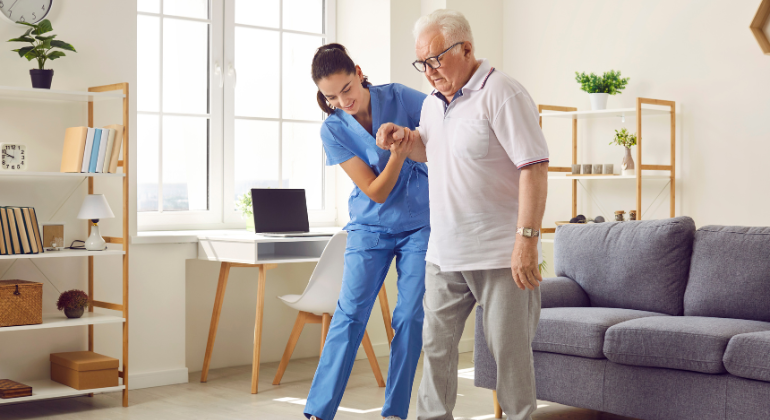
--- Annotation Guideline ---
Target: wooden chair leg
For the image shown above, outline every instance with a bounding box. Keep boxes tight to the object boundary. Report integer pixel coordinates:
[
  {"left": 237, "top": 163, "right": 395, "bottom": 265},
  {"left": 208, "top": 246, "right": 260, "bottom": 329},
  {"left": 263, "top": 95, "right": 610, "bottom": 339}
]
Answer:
[
  {"left": 201, "top": 262, "right": 231, "bottom": 383},
  {"left": 361, "top": 331, "right": 386, "bottom": 387},
  {"left": 272, "top": 312, "right": 308, "bottom": 385},
  {"left": 378, "top": 285, "right": 394, "bottom": 346},
  {"left": 493, "top": 390, "right": 503, "bottom": 419},
  {"left": 320, "top": 313, "right": 332, "bottom": 357}
]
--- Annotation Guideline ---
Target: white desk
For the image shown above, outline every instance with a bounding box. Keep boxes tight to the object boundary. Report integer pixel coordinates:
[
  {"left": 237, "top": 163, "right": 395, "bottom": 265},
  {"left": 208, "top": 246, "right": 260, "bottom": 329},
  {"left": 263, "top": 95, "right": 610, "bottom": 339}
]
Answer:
[{"left": 136, "top": 228, "right": 394, "bottom": 394}]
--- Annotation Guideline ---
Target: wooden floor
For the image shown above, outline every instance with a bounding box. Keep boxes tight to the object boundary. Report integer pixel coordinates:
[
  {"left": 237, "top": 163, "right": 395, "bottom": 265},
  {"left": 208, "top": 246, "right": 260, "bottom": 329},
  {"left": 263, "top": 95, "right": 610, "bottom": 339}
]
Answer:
[{"left": 0, "top": 352, "right": 636, "bottom": 419}]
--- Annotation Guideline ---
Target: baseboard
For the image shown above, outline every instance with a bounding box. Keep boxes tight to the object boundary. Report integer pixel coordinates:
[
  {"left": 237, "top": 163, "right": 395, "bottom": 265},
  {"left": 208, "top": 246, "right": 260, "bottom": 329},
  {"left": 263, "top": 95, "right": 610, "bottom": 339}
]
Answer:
[
  {"left": 356, "top": 337, "right": 474, "bottom": 359},
  {"left": 128, "top": 367, "right": 189, "bottom": 390}
]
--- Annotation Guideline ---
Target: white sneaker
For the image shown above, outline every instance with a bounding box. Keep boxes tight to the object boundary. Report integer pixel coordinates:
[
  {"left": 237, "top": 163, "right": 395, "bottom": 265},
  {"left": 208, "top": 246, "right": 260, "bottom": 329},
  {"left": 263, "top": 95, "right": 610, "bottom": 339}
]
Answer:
[{"left": 383, "top": 417, "right": 403, "bottom": 420}]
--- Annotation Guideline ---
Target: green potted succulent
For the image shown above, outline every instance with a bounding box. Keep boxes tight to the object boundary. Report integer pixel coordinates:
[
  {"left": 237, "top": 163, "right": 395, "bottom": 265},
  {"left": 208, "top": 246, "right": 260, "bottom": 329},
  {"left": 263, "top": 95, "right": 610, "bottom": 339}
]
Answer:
[
  {"left": 236, "top": 192, "right": 254, "bottom": 231},
  {"left": 7, "top": 19, "right": 77, "bottom": 89},
  {"left": 610, "top": 128, "right": 638, "bottom": 175},
  {"left": 57, "top": 289, "right": 89, "bottom": 319},
  {"left": 575, "top": 70, "right": 629, "bottom": 110}
]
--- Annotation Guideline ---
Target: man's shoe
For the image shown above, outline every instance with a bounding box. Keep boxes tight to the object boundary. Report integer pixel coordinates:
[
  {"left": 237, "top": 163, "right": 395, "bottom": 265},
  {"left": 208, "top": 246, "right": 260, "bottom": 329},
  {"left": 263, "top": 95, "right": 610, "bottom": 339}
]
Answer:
[{"left": 383, "top": 417, "right": 404, "bottom": 420}]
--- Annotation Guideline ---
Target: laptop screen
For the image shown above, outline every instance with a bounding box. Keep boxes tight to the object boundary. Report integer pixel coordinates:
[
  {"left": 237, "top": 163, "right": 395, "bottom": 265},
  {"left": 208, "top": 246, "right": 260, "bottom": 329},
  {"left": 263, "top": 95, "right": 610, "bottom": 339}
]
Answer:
[{"left": 250, "top": 189, "right": 310, "bottom": 233}]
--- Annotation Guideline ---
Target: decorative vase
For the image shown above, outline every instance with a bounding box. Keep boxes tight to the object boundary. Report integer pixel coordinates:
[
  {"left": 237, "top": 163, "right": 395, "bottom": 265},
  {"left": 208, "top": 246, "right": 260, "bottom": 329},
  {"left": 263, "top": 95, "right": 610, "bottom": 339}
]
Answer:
[
  {"left": 30, "top": 69, "right": 54, "bottom": 89},
  {"left": 622, "top": 146, "right": 635, "bottom": 176},
  {"left": 589, "top": 93, "right": 609, "bottom": 110},
  {"left": 245, "top": 215, "right": 255, "bottom": 232},
  {"left": 65, "top": 307, "right": 84, "bottom": 319}
]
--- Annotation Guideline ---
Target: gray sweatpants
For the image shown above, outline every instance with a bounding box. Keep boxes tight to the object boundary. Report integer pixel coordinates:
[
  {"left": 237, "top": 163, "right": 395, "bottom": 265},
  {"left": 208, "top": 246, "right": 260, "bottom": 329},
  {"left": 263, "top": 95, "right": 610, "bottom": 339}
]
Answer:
[{"left": 416, "top": 262, "right": 541, "bottom": 420}]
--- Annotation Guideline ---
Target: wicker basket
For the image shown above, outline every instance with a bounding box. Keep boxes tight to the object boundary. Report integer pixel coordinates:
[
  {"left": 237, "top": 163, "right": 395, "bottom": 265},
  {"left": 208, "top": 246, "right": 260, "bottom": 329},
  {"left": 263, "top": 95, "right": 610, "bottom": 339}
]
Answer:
[{"left": 0, "top": 280, "right": 43, "bottom": 328}]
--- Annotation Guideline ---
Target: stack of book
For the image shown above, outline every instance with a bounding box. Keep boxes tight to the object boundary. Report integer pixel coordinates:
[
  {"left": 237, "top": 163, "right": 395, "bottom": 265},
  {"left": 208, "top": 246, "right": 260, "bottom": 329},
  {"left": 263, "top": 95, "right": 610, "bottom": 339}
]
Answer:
[
  {"left": 60, "top": 125, "right": 124, "bottom": 174},
  {"left": 0, "top": 207, "right": 44, "bottom": 255}
]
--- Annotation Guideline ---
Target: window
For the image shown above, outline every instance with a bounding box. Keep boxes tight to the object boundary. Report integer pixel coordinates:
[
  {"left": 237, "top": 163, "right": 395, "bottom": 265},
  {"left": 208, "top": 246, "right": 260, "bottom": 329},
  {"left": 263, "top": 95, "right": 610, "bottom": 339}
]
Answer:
[{"left": 138, "top": 0, "right": 335, "bottom": 230}]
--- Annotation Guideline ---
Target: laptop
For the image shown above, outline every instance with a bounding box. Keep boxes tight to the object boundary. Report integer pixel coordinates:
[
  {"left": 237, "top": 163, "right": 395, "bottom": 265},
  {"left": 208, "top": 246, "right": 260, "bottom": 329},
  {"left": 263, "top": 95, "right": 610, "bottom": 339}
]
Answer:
[{"left": 251, "top": 188, "right": 333, "bottom": 237}]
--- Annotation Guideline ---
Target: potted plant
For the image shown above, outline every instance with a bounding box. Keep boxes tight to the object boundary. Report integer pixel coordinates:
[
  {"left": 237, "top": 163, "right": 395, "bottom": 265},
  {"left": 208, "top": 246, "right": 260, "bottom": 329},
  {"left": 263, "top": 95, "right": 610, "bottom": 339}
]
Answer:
[
  {"left": 57, "top": 289, "right": 89, "bottom": 319},
  {"left": 236, "top": 192, "right": 254, "bottom": 232},
  {"left": 610, "top": 128, "right": 638, "bottom": 176},
  {"left": 575, "top": 70, "right": 629, "bottom": 110},
  {"left": 7, "top": 19, "right": 77, "bottom": 89}
]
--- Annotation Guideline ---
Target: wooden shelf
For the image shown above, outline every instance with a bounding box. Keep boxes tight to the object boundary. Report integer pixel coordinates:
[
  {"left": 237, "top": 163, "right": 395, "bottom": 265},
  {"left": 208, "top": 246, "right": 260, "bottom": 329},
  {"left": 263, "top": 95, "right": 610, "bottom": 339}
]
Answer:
[
  {"left": 0, "top": 86, "right": 125, "bottom": 103},
  {"left": 0, "top": 171, "right": 124, "bottom": 178},
  {"left": 0, "top": 313, "right": 125, "bottom": 333},
  {"left": 0, "top": 379, "right": 124, "bottom": 406},
  {"left": 0, "top": 249, "right": 125, "bottom": 260},
  {"left": 548, "top": 174, "right": 670, "bottom": 180},
  {"left": 540, "top": 105, "right": 670, "bottom": 120}
]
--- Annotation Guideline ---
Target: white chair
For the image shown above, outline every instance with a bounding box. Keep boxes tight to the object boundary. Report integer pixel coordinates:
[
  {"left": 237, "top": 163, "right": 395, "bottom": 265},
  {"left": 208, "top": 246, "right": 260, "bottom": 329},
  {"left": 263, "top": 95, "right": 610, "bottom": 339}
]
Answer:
[{"left": 272, "top": 230, "right": 388, "bottom": 387}]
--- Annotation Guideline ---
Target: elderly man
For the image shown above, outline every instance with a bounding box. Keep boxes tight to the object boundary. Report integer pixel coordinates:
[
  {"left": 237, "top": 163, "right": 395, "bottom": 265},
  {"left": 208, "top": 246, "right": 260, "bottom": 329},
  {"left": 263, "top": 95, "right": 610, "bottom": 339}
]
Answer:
[{"left": 376, "top": 9, "right": 549, "bottom": 420}]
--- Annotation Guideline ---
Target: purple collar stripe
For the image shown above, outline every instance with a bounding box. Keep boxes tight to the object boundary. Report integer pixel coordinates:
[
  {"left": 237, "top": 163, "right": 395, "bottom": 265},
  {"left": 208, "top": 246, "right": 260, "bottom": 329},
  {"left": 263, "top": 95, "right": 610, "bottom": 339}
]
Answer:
[{"left": 480, "top": 68, "right": 495, "bottom": 90}]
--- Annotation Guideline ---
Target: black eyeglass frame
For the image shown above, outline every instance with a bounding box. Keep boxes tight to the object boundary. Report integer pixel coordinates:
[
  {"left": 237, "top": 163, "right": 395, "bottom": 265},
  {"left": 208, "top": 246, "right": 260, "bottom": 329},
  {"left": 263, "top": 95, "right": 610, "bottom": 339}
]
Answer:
[{"left": 412, "top": 42, "right": 465, "bottom": 73}]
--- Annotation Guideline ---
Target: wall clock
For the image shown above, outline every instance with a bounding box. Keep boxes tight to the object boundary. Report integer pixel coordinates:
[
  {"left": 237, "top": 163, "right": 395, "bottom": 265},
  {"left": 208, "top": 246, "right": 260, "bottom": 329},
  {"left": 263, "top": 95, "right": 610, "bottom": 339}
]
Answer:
[
  {"left": 0, "top": 0, "right": 53, "bottom": 25},
  {"left": 751, "top": 0, "right": 770, "bottom": 55},
  {"left": 1, "top": 143, "right": 27, "bottom": 171}
]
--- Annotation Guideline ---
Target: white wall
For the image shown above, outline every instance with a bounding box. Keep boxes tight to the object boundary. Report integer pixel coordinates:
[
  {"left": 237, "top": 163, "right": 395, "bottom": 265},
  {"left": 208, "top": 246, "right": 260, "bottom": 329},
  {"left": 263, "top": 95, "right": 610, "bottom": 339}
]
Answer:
[
  {"left": 0, "top": 0, "right": 138, "bottom": 383},
  {"left": 504, "top": 0, "right": 770, "bottom": 231}
]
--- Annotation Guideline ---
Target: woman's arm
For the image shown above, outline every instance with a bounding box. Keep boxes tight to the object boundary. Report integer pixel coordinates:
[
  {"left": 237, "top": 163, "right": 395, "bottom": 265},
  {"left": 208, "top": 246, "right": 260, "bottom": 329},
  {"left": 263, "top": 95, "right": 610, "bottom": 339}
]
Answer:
[
  {"left": 376, "top": 123, "right": 427, "bottom": 163},
  {"left": 339, "top": 135, "right": 415, "bottom": 204}
]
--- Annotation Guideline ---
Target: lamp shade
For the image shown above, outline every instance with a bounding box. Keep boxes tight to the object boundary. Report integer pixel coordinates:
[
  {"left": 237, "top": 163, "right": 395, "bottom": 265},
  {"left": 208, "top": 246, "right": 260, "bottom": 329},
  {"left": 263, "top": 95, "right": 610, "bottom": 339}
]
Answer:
[{"left": 77, "top": 194, "right": 115, "bottom": 220}]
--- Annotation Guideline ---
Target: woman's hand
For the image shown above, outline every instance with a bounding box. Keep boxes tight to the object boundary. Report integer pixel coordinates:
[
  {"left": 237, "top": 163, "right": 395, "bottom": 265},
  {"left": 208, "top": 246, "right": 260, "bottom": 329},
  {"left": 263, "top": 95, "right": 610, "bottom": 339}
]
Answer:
[
  {"left": 376, "top": 122, "right": 406, "bottom": 150},
  {"left": 389, "top": 128, "right": 414, "bottom": 161}
]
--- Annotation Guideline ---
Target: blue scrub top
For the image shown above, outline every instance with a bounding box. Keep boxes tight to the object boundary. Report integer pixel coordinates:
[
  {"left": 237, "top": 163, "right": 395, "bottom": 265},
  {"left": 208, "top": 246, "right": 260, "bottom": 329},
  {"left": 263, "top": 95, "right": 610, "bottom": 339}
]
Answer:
[{"left": 321, "top": 83, "right": 429, "bottom": 234}]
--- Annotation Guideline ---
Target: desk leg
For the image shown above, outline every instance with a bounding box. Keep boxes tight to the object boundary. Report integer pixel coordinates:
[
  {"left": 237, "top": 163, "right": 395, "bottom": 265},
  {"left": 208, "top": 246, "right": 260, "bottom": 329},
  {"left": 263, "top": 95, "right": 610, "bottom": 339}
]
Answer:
[
  {"left": 378, "top": 285, "right": 394, "bottom": 346},
  {"left": 251, "top": 263, "right": 277, "bottom": 394},
  {"left": 201, "top": 262, "right": 231, "bottom": 383}
]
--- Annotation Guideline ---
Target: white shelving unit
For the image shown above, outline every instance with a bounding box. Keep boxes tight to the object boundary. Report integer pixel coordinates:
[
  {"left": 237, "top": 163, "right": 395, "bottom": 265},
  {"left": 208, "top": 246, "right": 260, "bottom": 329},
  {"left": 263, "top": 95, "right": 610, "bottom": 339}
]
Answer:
[
  {"left": 540, "top": 105, "right": 670, "bottom": 120},
  {"left": 0, "top": 83, "right": 131, "bottom": 407},
  {"left": 548, "top": 174, "right": 671, "bottom": 181}
]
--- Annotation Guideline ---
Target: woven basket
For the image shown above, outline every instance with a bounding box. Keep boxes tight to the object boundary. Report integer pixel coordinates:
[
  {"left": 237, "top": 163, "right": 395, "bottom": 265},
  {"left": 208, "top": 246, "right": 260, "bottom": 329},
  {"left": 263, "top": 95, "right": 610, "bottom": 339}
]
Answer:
[{"left": 0, "top": 280, "right": 43, "bottom": 327}]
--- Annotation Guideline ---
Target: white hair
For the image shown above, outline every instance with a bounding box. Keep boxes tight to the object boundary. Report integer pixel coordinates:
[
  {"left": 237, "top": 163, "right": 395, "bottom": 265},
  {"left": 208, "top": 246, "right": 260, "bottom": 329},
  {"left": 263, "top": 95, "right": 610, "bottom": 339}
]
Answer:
[{"left": 413, "top": 9, "right": 474, "bottom": 55}]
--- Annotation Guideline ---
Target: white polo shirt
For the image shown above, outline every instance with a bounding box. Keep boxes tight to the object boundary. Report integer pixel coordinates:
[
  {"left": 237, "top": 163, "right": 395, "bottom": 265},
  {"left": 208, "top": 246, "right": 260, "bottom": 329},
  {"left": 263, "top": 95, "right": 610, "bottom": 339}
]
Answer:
[{"left": 419, "top": 59, "right": 549, "bottom": 272}]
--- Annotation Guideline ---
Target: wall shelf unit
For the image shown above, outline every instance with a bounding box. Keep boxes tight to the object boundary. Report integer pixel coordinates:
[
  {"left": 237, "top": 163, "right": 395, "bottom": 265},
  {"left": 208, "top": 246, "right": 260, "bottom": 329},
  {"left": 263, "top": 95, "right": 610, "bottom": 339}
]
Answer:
[
  {"left": 0, "top": 83, "right": 130, "bottom": 407},
  {"left": 540, "top": 97, "right": 676, "bottom": 234}
]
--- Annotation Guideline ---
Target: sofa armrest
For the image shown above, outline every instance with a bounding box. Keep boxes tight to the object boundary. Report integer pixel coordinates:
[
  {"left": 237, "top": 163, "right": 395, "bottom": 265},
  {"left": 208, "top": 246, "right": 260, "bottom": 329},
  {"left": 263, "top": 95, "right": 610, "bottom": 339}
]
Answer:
[{"left": 541, "top": 277, "right": 590, "bottom": 308}]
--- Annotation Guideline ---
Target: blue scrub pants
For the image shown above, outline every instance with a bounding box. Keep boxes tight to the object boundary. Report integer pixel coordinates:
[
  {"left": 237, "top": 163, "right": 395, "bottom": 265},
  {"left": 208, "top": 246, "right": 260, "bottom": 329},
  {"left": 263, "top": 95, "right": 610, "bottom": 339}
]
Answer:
[{"left": 304, "top": 225, "right": 430, "bottom": 420}]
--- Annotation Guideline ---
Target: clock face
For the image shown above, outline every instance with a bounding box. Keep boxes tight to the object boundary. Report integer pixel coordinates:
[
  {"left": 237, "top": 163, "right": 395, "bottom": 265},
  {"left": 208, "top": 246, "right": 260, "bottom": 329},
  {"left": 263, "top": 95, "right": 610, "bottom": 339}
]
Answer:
[
  {"left": 1, "top": 144, "right": 27, "bottom": 171},
  {"left": 0, "top": 0, "right": 53, "bottom": 24}
]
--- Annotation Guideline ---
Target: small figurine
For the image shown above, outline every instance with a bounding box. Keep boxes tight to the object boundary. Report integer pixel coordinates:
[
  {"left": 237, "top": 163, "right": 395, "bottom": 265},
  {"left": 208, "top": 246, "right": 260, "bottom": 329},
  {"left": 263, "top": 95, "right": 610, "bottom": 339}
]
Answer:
[{"left": 594, "top": 216, "right": 606, "bottom": 223}]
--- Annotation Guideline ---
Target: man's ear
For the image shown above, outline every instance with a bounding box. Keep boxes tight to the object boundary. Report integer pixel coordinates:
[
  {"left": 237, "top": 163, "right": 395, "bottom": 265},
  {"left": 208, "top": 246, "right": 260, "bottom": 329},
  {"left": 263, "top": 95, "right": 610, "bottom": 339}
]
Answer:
[{"left": 463, "top": 41, "right": 473, "bottom": 58}]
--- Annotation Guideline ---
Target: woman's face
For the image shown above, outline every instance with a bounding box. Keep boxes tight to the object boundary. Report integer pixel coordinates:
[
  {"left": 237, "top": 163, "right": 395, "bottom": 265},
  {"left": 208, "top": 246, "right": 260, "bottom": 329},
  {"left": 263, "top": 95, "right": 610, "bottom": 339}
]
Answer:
[{"left": 317, "top": 67, "right": 367, "bottom": 115}]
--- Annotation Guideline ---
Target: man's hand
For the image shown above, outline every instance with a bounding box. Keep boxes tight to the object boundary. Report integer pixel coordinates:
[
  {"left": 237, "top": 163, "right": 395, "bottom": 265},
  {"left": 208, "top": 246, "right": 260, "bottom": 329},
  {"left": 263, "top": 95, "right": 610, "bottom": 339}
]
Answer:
[
  {"left": 511, "top": 239, "right": 542, "bottom": 290},
  {"left": 376, "top": 122, "right": 406, "bottom": 151},
  {"left": 389, "top": 129, "right": 414, "bottom": 161}
]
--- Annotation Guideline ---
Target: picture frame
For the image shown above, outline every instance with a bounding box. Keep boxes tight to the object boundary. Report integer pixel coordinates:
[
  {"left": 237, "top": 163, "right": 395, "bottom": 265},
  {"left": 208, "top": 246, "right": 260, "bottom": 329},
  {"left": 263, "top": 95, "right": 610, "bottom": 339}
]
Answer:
[{"left": 41, "top": 222, "right": 65, "bottom": 251}]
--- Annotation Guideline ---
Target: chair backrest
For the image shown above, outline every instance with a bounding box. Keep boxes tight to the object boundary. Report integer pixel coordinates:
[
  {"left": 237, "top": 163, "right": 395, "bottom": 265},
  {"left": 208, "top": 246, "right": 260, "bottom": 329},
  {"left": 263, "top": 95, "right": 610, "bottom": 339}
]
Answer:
[{"left": 291, "top": 230, "right": 348, "bottom": 314}]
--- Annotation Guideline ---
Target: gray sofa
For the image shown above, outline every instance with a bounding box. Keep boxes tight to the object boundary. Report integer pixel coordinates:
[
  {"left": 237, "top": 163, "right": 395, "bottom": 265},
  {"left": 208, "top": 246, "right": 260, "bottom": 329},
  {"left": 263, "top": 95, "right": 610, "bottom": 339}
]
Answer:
[{"left": 474, "top": 217, "right": 770, "bottom": 420}]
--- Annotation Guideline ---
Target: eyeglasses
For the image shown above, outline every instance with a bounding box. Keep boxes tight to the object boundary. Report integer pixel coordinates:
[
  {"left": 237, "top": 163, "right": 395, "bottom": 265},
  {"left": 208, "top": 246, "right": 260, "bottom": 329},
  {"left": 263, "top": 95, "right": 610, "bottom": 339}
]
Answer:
[{"left": 412, "top": 42, "right": 464, "bottom": 73}]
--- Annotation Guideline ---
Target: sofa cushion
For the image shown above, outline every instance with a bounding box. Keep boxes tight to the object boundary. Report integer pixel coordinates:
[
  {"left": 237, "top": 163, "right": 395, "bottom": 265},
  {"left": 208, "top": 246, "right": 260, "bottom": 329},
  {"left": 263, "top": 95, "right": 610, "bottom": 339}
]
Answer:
[
  {"left": 724, "top": 331, "right": 770, "bottom": 383},
  {"left": 684, "top": 225, "right": 770, "bottom": 322},
  {"left": 540, "top": 277, "right": 590, "bottom": 308},
  {"left": 533, "top": 307, "right": 665, "bottom": 359},
  {"left": 555, "top": 217, "right": 695, "bottom": 316},
  {"left": 604, "top": 316, "right": 770, "bottom": 374}
]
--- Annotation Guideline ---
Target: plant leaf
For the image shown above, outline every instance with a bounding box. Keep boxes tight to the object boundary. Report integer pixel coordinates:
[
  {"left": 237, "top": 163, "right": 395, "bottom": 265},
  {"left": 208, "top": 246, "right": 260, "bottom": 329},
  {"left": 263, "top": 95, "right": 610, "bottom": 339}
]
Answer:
[
  {"left": 13, "top": 46, "right": 35, "bottom": 57},
  {"left": 24, "top": 28, "right": 33, "bottom": 37},
  {"left": 47, "top": 51, "right": 66, "bottom": 60},
  {"left": 7, "top": 36, "right": 35, "bottom": 42},
  {"left": 32, "top": 19, "right": 53, "bottom": 35},
  {"left": 35, "top": 34, "right": 57, "bottom": 41},
  {"left": 50, "top": 40, "right": 76, "bottom": 52},
  {"left": 15, "top": 21, "right": 37, "bottom": 28},
  {"left": 24, "top": 50, "right": 41, "bottom": 61}
]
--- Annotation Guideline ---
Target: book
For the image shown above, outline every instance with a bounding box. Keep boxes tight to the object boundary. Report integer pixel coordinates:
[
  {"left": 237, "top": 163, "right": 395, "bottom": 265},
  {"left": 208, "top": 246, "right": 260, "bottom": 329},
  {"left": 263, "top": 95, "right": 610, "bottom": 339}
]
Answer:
[
  {"left": 82, "top": 128, "right": 96, "bottom": 173},
  {"left": 89, "top": 129, "right": 102, "bottom": 173},
  {"left": 13, "top": 208, "right": 31, "bottom": 254},
  {"left": 0, "top": 209, "right": 6, "bottom": 255},
  {"left": 1, "top": 208, "right": 11, "bottom": 255},
  {"left": 101, "top": 129, "right": 116, "bottom": 173},
  {"left": 5, "top": 208, "right": 21, "bottom": 255},
  {"left": 60, "top": 127, "right": 89, "bottom": 173},
  {"left": 29, "top": 208, "right": 44, "bottom": 253},
  {"left": 21, "top": 208, "right": 38, "bottom": 254},
  {"left": 104, "top": 124, "right": 124, "bottom": 173},
  {"left": 95, "top": 128, "right": 110, "bottom": 173}
]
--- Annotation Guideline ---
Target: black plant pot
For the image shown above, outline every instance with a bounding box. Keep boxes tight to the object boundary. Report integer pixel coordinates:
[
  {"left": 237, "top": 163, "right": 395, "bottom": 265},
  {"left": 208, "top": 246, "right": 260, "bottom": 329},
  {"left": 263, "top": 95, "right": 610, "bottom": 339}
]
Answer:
[
  {"left": 64, "top": 307, "right": 84, "bottom": 319},
  {"left": 30, "top": 69, "right": 54, "bottom": 89}
]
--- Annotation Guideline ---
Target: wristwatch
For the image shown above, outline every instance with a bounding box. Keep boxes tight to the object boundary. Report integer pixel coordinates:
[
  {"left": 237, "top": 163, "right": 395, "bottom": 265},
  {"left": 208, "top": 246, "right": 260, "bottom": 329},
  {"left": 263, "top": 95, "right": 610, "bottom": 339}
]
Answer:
[{"left": 516, "top": 227, "right": 540, "bottom": 238}]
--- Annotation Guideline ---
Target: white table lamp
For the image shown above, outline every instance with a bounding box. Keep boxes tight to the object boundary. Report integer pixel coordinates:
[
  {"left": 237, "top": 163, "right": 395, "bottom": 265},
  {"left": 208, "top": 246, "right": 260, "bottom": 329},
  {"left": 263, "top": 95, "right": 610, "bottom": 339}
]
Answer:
[{"left": 77, "top": 194, "right": 115, "bottom": 251}]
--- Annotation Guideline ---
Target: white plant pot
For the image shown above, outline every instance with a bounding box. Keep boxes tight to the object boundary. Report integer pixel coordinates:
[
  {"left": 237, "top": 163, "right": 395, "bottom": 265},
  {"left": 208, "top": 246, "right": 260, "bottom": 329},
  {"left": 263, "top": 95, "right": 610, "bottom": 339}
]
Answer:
[{"left": 589, "top": 93, "right": 609, "bottom": 110}]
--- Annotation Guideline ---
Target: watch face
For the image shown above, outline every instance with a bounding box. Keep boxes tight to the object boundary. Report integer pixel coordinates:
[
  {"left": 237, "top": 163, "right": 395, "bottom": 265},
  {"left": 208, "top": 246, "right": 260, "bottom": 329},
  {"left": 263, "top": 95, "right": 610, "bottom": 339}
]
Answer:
[
  {"left": 1, "top": 144, "right": 26, "bottom": 170},
  {"left": 0, "top": 0, "right": 53, "bottom": 24}
]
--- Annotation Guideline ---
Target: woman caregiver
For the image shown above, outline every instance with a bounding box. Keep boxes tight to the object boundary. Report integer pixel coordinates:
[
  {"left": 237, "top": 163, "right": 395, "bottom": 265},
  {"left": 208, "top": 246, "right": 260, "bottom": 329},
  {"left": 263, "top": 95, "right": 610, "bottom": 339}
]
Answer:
[{"left": 304, "top": 43, "right": 430, "bottom": 420}]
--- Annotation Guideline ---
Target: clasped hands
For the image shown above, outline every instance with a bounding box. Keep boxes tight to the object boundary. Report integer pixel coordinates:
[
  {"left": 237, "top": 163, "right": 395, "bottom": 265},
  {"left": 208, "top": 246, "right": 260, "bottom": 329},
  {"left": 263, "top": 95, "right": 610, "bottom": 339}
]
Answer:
[{"left": 376, "top": 123, "right": 414, "bottom": 160}]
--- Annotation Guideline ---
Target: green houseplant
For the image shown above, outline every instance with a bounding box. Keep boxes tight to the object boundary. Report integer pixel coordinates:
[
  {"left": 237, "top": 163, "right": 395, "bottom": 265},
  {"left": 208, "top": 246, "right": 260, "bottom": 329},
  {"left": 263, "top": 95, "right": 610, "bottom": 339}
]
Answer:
[
  {"left": 610, "top": 128, "right": 638, "bottom": 175},
  {"left": 236, "top": 192, "right": 254, "bottom": 231},
  {"left": 7, "top": 19, "right": 77, "bottom": 89},
  {"left": 57, "top": 289, "right": 89, "bottom": 319},
  {"left": 574, "top": 70, "right": 629, "bottom": 110}
]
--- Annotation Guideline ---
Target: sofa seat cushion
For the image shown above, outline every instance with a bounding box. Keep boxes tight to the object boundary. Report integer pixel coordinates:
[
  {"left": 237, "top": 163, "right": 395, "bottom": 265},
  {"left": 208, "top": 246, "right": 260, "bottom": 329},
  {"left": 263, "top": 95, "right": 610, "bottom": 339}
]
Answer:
[
  {"left": 533, "top": 307, "right": 666, "bottom": 359},
  {"left": 604, "top": 316, "right": 770, "bottom": 374},
  {"left": 724, "top": 331, "right": 770, "bottom": 383}
]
